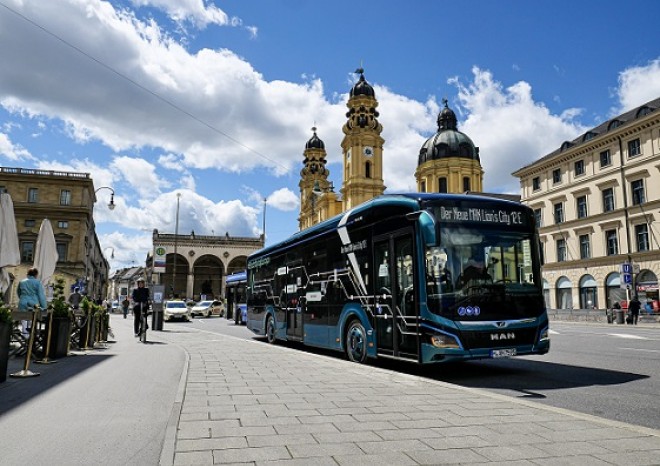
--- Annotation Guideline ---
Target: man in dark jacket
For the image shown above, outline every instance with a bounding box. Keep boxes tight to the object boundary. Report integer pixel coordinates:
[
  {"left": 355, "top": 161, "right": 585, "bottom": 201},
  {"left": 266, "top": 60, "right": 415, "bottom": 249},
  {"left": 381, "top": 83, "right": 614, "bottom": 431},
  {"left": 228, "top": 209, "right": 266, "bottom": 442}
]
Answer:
[
  {"left": 131, "top": 278, "right": 150, "bottom": 336},
  {"left": 628, "top": 296, "right": 641, "bottom": 325}
]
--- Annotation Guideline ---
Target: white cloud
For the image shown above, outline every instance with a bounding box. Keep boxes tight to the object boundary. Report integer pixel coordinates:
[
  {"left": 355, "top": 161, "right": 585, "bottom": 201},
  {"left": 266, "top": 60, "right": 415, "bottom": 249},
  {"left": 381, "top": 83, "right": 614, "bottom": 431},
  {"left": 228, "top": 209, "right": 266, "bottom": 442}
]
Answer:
[
  {"left": 615, "top": 58, "right": 660, "bottom": 113},
  {"left": 267, "top": 188, "right": 299, "bottom": 212},
  {"left": 449, "top": 67, "right": 587, "bottom": 193},
  {"left": 111, "top": 155, "right": 166, "bottom": 199},
  {"left": 130, "top": 0, "right": 240, "bottom": 30},
  {"left": 0, "top": 132, "right": 33, "bottom": 161}
]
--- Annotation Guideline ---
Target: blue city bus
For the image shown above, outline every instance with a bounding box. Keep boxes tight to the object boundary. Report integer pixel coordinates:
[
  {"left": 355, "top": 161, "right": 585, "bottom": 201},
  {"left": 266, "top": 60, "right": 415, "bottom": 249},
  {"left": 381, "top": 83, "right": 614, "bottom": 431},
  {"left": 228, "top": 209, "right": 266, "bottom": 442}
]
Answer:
[
  {"left": 225, "top": 271, "right": 247, "bottom": 325},
  {"left": 247, "top": 193, "right": 550, "bottom": 364}
]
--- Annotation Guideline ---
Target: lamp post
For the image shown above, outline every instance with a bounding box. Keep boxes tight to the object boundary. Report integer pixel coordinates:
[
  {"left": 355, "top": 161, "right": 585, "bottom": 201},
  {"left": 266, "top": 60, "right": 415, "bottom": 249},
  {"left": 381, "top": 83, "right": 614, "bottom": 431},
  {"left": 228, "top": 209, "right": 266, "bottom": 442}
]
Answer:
[
  {"left": 83, "top": 186, "right": 116, "bottom": 297},
  {"left": 172, "top": 193, "right": 181, "bottom": 298},
  {"left": 262, "top": 197, "right": 267, "bottom": 244}
]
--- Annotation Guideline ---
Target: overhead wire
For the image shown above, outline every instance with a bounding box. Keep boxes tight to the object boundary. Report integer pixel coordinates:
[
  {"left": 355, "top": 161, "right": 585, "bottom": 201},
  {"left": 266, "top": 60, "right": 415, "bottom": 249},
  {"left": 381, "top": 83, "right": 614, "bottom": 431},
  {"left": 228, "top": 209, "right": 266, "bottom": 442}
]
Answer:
[{"left": 0, "top": 1, "right": 290, "bottom": 173}]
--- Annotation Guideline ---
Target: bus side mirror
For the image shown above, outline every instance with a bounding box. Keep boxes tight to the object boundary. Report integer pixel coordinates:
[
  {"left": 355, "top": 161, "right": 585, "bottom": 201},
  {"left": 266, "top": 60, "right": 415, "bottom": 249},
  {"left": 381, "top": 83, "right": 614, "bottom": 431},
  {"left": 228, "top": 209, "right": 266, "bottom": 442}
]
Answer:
[{"left": 406, "top": 210, "right": 437, "bottom": 246}]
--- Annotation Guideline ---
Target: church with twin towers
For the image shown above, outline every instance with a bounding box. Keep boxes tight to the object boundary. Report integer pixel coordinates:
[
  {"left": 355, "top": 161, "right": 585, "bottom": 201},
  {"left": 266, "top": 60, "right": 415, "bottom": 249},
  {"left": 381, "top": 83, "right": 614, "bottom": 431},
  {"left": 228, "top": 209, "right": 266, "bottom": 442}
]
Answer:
[{"left": 298, "top": 68, "right": 485, "bottom": 230}]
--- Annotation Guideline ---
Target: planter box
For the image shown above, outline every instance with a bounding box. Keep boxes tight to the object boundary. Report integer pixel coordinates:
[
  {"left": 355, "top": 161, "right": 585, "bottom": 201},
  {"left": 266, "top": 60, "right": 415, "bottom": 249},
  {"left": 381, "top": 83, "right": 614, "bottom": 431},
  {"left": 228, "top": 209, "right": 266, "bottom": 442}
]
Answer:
[
  {"left": 0, "top": 321, "right": 10, "bottom": 383},
  {"left": 78, "top": 314, "right": 96, "bottom": 349},
  {"left": 47, "top": 316, "right": 72, "bottom": 358}
]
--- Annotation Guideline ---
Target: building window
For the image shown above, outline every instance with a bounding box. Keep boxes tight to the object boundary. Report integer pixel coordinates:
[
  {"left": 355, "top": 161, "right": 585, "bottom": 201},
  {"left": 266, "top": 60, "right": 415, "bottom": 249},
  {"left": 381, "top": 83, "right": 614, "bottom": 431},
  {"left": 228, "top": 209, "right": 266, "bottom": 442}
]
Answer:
[
  {"left": 635, "top": 224, "right": 650, "bottom": 252},
  {"left": 56, "top": 243, "right": 68, "bottom": 262},
  {"left": 365, "top": 161, "right": 371, "bottom": 178},
  {"left": 553, "top": 202, "right": 564, "bottom": 224},
  {"left": 21, "top": 241, "right": 35, "bottom": 262},
  {"left": 579, "top": 234, "right": 591, "bottom": 259},
  {"left": 576, "top": 195, "right": 588, "bottom": 219},
  {"left": 27, "top": 188, "right": 38, "bottom": 203},
  {"left": 438, "top": 177, "right": 447, "bottom": 193},
  {"left": 627, "top": 138, "right": 641, "bottom": 157},
  {"left": 463, "top": 176, "right": 470, "bottom": 192},
  {"left": 557, "top": 238, "right": 567, "bottom": 262},
  {"left": 631, "top": 179, "right": 645, "bottom": 205},
  {"left": 25, "top": 219, "right": 36, "bottom": 228},
  {"left": 600, "top": 150, "right": 611, "bottom": 168},
  {"left": 534, "top": 208, "right": 542, "bottom": 228},
  {"left": 57, "top": 221, "right": 69, "bottom": 229},
  {"left": 0, "top": 186, "right": 6, "bottom": 194},
  {"left": 420, "top": 180, "right": 426, "bottom": 193},
  {"left": 532, "top": 177, "right": 540, "bottom": 191},
  {"left": 574, "top": 160, "right": 585, "bottom": 176},
  {"left": 552, "top": 168, "right": 561, "bottom": 185},
  {"left": 602, "top": 188, "right": 615, "bottom": 212},
  {"left": 606, "top": 230, "right": 618, "bottom": 256},
  {"left": 60, "top": 189, "right": 72, "bottom": 206}
]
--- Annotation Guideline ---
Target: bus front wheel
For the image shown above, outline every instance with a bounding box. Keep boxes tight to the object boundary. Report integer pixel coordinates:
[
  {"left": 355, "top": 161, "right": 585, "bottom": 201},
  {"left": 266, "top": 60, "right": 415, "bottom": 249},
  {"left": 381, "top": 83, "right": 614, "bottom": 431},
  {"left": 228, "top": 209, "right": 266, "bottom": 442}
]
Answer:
[
  {"left": 345, "top": 320, "right": 367, "bottom": 364},
  {"left": 266, "top": 316, "right": 276, "bottom": 344}
]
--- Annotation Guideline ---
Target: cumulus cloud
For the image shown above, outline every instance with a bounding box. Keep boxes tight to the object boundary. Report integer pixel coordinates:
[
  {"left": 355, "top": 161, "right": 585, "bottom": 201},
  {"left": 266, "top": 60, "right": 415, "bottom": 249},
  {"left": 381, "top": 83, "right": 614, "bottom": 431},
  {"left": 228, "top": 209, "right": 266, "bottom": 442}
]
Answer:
[
  {"left": 111, "top": 156, "right": 166, "bottom": 199},
  {"left": 449, "top": 67, "right": 587, "bottom": 193},
  {"left": 267, "top": 188, "right": 299, "bottom": 212},
  {"left": 130, "top": 0, "right": 251, "bottom": 32},
  {"left": 0, "top": 132, "right": 33, "bottom": 161},
  {"left": 615, "top": 58, "right": 660, "bottom": 113}
]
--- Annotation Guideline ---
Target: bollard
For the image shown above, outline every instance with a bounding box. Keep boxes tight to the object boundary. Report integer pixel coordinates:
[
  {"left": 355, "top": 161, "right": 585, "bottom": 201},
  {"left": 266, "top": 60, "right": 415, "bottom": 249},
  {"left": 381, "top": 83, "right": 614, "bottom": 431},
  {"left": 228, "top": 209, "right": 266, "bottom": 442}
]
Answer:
[
  {"left": 80, "top": 312, "right": 94, "bottom": 351},
  {"left": 94, "top": 313, "right": 108, "bottom": 349},
  {"left": 10, "top": 308, "right": 41, "bottom": 378},
  {"left": 35, "top": 308, "right": 58, "bottom": 364}
]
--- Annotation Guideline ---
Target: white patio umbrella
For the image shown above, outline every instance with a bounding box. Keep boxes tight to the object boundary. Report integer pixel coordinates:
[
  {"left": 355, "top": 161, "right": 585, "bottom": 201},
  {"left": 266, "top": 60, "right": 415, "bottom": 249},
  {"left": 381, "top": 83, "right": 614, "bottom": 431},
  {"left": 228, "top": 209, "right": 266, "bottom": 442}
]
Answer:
[
  {"left": 0, "top": 192, "right": 20, "bottom": 295},
  {"left": 33, "top": 219, "right": 58, "bottom": 287}
]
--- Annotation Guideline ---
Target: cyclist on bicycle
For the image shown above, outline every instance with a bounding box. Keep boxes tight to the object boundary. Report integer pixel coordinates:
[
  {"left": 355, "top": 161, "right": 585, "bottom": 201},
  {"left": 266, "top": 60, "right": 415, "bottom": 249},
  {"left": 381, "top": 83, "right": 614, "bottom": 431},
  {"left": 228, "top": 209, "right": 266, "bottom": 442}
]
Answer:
[{"left": 131, "top": 278, "right": 150, "bottom": 337}]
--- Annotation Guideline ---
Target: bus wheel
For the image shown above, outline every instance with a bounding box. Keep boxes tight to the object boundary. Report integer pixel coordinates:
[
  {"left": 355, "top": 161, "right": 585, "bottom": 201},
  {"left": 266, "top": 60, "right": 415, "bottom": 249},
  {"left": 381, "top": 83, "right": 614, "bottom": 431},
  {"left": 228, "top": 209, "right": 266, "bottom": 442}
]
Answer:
[
  {"left": 266, "top": 316, "right": 276, "bottom": 344},
  {"left": 346, "top": 320, "right": 367, "bottom": 363}
]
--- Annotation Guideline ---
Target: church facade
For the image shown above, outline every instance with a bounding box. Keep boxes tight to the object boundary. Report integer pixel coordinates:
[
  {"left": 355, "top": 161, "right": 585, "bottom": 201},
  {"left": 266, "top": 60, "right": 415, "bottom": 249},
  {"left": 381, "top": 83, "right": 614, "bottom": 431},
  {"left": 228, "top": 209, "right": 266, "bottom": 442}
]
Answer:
[{"left": 298, "top": 69, "right": 485, "bottom": 229}]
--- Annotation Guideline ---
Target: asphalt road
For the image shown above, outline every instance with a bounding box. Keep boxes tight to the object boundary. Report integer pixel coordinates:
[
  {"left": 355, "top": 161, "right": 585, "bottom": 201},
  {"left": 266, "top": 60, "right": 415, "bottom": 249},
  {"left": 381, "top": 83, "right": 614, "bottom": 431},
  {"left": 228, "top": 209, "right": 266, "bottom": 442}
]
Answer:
[{"left": 184, "top": 316, "right": 660, "bottom": 431}]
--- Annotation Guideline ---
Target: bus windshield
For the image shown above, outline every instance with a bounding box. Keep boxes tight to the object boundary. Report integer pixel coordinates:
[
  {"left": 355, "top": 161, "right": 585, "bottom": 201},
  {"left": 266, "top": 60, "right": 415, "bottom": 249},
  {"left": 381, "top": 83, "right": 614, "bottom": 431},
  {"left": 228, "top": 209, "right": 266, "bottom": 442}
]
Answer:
[{"left": 425, "top": 224, "right": 544, "bottom": 321}]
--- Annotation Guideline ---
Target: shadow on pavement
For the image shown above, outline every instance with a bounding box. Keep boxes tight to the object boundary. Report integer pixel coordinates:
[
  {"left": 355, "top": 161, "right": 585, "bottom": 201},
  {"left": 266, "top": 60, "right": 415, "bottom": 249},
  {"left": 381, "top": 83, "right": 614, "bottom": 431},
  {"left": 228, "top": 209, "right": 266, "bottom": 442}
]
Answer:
[
  {"left": 0, "top": 353, "right": 113, "bottom": 417},
  {"left": 254, "top": 337, "right": 648, "bottom": 393}
]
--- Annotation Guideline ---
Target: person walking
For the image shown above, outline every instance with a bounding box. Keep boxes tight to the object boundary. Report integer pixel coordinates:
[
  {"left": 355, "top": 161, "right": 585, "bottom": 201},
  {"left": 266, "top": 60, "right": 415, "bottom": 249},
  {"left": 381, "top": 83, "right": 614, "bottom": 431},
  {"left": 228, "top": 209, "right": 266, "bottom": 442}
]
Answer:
[
  {"left": 628, "top": 295, "right": 641, "bottom": 325},
  {"left": 121, "top": 297, "right": 130, "bottom": 319},
  {"left": 131, "top": 278, "right": 150, "bottom": 337},
  {"left": 68, "top": 287, "right": 82, "bottom": 311}
]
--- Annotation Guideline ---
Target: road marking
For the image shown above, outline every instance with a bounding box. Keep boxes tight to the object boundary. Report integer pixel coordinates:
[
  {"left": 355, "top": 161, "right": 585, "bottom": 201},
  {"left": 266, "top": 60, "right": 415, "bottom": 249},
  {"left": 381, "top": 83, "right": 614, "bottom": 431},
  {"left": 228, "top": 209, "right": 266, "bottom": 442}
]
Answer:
[
  {"left": 619, "top": 347, "right": 660, "bottom": 353},
  {"left": 607, "top": 333, "right": 647, "bottom": 340},
  {"left": 549, "top": 329, "right": 560, "bottom": 335}
]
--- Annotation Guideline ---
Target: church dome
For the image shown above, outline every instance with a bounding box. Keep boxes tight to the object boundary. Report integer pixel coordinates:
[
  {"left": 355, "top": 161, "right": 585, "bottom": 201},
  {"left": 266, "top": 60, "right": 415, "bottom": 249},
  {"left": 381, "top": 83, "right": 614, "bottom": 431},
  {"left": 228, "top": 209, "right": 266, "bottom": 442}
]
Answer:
[
  {"left": 350, "top": 68, "right": 375, "bottom": 98},
  {"left": 418, "top": 100, "right": 479, "bottom": 166},
  {"left": 305, "top": 127, "right": 325, "bottom": 149}
]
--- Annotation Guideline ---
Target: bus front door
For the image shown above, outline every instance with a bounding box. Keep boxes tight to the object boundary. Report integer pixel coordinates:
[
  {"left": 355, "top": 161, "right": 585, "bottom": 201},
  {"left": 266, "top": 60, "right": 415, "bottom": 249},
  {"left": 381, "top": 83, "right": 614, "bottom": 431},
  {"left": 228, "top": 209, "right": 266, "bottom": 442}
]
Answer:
[{"left": 374, "top": 231, "right": 419, "bottom": 360}]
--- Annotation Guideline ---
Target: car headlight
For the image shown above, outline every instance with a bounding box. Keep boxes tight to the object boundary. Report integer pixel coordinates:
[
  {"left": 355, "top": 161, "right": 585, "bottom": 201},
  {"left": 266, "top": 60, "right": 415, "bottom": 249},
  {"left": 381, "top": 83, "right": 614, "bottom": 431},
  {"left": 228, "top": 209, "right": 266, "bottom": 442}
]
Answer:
[{"left": 539, "top": 326, "right": 550, "bottom": 342}]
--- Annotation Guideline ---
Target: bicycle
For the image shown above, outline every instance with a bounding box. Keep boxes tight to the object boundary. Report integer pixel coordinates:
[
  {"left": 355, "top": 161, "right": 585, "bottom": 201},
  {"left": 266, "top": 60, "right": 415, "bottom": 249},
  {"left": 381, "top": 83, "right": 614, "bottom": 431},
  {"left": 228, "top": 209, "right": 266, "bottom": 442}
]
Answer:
[{"left": 138, "top": 301, "right": 149, "bottom": 343}]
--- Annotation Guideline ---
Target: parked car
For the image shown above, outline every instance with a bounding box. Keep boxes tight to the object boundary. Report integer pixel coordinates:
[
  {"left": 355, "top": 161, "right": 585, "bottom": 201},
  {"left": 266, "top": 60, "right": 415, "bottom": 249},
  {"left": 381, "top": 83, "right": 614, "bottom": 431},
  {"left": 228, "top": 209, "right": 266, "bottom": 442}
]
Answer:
[
  {"left": 111, "top": 300, "right": 119, "bottom": 312},
  {"left": 164, "top": 300, "right": 192, "bottom": 322},
  {"left": 190, "top": 300, "right": 225, "bottom": 318}
]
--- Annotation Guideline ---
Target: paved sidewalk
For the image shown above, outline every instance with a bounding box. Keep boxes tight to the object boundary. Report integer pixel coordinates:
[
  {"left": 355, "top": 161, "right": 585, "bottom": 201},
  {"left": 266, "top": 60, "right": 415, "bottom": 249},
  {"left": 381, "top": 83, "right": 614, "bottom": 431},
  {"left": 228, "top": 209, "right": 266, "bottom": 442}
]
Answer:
[{"left": 155, "top": 325, "right": 660, "bottom": 466}]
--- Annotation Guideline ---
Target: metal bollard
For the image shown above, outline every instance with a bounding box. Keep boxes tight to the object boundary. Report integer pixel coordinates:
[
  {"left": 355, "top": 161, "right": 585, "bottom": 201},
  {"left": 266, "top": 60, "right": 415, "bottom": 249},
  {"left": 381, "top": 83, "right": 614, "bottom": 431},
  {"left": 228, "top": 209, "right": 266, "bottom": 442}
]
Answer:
[
  {"left": 10, "top": 308, "right": 41, "bottom": 378},
  {"left": 35, "top": 308, "right": 58, "bottom": 364}
]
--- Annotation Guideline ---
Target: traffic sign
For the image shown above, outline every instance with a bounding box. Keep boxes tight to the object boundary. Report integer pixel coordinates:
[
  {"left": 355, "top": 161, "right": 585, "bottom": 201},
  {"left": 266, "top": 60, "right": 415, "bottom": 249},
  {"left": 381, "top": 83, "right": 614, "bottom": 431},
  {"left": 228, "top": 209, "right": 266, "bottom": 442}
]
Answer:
[
  {"left": 620, "top": 263, "right": 632, "bottom": 274},
  {"left": 623, "top": 273, "right": 632, "bottom": 284}
]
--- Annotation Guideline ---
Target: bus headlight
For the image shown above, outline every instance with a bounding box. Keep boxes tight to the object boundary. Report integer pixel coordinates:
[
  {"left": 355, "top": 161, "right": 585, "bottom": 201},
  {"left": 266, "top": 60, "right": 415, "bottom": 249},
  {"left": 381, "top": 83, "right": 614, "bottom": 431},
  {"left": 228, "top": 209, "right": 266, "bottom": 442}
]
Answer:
[
  {"left": 539, "top": 327, "right": 550, "bottom": 342},
  {"left": 430, "top": 333, "right": 461, "bottom": 349}
]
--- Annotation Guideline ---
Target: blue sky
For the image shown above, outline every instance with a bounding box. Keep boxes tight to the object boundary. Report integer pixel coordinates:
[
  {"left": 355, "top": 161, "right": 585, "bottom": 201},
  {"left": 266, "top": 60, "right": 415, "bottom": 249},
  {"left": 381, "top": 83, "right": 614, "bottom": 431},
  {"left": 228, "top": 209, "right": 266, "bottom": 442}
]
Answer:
[{"left": 1, "top": 0, "right": 660, "bottom": 271}]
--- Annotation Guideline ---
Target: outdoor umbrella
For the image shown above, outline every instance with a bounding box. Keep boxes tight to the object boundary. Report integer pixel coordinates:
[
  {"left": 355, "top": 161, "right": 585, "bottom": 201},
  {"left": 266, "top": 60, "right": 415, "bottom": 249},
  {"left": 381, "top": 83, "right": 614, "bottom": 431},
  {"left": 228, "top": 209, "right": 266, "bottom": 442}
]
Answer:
[
  {"left": 33, "top": 219, "right": 58, "bottom": 287},
  {"left": 0, "top": 192, "right": 20, "bottom": 295}
]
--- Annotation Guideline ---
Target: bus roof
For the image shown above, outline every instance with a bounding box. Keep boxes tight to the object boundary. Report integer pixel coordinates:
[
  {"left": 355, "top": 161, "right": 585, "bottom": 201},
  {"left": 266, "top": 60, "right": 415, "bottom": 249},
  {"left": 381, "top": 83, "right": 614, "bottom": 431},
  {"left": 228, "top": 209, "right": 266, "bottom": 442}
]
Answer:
[
  {"left": 250, "top": 192, "right": 529, "bottom": 262},
  {"left": 226, "top": 271, "right": 247, "bottom": 283}
]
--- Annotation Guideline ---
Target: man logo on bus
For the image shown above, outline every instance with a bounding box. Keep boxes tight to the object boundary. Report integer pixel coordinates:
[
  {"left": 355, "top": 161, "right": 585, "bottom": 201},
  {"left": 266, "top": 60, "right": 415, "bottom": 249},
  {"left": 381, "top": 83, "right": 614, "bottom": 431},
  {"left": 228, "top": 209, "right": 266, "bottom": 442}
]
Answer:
[{"left": 458, "top": 306, "right": 480, "bottom": 316}]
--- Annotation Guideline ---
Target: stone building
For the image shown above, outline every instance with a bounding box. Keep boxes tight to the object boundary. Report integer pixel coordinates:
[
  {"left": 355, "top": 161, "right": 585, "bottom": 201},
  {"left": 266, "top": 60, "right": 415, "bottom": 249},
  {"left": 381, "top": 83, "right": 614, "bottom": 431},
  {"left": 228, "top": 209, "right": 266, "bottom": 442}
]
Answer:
[
  {"left": 149, "top": 230, "right": 263, "bottom": 300},
  {"left": 512, "top": 97, "right": 660, "bottom": 310},
  {"left": 0, "top": 167, "right": 110, "bottom": 304}
]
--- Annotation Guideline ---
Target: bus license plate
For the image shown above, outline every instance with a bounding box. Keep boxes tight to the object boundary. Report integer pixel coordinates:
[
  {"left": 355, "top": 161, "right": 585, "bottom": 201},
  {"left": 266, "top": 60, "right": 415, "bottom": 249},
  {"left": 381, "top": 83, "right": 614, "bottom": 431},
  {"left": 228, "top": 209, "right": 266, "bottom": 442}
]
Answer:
[{"left": 491, "top": 348, "right": 516, "bottom": 358}]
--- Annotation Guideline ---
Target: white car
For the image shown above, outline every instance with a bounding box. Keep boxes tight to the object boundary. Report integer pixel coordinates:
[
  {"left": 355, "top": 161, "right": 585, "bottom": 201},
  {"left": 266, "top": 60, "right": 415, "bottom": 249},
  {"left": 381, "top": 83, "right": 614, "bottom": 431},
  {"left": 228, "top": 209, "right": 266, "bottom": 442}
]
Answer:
[
  {"left": 190, "top": 300, "right": 225, "bottom": 318},
  {"left": 164, "top": 300, "right": 191, "bottom": 322}
]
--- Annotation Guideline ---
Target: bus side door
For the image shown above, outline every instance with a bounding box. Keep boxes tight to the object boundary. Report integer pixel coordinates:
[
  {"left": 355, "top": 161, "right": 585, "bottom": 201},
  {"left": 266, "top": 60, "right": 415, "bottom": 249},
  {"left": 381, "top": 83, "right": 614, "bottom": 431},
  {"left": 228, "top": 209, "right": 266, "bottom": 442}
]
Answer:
[
  {"left": 286, "top": 264, "right": 304, "bottom": 340},
  {"left": 374, "top": 230, "right": 419, "bottom": 360}
]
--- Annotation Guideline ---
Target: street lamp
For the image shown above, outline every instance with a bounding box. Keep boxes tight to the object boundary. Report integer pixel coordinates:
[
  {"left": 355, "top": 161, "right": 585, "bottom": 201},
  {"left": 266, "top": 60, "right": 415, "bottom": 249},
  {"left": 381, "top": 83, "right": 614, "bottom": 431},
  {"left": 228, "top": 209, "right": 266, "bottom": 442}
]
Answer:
[
  {"left": 84, "top": 186, "right": 116, "bottom": 297},
  {"left": 95, "top": 186, "right": 115, "bottom": 210},
  {"left": 104, "top": 246, "right": 115, "bottom": 260},
  {"left": 262, "top": 197, "right": 267, "bottom": 243},
  {"left": 172, "top": 193, "right": 181, "bottom": 298}
]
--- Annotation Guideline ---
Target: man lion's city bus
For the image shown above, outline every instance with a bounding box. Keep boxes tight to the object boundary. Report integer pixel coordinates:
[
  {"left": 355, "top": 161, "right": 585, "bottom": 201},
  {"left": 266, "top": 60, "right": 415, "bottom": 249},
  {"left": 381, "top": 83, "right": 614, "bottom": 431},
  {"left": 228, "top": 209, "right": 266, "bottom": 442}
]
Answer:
[{"left": 246, "top": 193, "right": 550, "bottom": 364}]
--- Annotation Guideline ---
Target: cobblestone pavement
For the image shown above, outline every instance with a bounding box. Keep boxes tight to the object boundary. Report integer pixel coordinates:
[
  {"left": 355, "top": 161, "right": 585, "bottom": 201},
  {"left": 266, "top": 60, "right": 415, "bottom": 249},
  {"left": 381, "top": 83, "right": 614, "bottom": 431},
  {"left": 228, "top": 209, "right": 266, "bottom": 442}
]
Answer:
[{"left": 156, "top": 327, "right": 660, "bottom": 466}]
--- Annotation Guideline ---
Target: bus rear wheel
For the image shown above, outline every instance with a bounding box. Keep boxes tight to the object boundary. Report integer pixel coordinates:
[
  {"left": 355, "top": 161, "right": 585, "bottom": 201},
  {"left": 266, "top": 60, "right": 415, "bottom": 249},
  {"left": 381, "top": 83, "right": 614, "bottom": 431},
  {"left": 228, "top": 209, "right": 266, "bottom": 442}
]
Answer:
[
  {"left": 266, "top": 316, "right": 276, "bottom": 344},
  {"left": 346, "top": 320, "right": 367, "bottom": 363}
]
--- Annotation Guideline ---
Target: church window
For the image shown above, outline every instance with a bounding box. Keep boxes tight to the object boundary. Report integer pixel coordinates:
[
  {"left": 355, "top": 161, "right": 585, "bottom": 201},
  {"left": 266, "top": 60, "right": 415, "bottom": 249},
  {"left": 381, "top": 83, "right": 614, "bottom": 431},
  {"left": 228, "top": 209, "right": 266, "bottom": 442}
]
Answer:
[
  {"left": 438, "top": 177, "right": 447, "bottom": 193},
  {"left": 420, "top": 180, "right": 426, "bottom": 193},
  {"left": 365, "top": 161, "right": 371, "bottom": 178},
  {"left": 463, "top": 177, "right": 471, "bottom": 192}
]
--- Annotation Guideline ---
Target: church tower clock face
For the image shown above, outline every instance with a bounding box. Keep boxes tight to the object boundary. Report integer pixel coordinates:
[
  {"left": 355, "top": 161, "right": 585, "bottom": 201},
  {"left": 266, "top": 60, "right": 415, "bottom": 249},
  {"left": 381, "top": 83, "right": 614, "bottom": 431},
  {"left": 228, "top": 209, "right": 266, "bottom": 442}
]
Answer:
[{"left": 363, "top": 146, "right": 373, "bottom": 157}]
